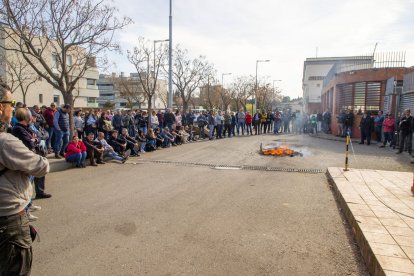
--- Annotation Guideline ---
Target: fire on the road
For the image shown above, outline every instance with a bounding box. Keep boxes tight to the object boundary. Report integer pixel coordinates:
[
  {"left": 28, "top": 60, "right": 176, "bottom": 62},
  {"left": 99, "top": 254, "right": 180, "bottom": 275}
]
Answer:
[{"left": 260, "top": 143, "right": 302, "bottom": 157}]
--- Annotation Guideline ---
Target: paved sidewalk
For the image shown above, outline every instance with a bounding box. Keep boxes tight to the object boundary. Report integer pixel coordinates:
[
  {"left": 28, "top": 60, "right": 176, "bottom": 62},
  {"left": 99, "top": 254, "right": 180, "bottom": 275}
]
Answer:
[{"left": 328, "top": 167, "right": 414, "bottom": 275}]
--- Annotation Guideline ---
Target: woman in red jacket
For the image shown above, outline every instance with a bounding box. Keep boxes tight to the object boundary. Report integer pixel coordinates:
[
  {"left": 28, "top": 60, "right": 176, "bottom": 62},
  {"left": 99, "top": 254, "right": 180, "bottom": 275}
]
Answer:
[
  {"left": 65, "top": 136, "right": 87, "bottom": 168},
  {"left": 245, "top": 111, "right": 253, "bottom": 135},
  {"left": 380, "top": 114, "right": 395, "bottom": 148}
]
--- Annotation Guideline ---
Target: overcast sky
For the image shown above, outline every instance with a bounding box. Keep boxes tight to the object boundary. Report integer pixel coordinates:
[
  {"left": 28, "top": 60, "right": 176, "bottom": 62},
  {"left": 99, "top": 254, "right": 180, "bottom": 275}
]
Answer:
[{"left": 108, "top": 0, "right": 414, "bottom": 98}]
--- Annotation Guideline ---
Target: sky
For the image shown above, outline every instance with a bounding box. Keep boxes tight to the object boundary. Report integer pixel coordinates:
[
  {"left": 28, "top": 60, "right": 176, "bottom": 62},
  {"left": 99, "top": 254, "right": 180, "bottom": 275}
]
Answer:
[{"left": 107, "top": 0, "right": 414, "bottom": 99}]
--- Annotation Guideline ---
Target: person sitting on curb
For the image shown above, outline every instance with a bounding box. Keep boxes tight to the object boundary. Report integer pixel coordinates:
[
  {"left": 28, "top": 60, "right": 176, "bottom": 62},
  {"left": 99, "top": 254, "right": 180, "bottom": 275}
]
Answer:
[
  {"left": 154, "top": 128, "right": 165, "bottom": 148},
  {"left": 108, "top": 130, "right": 130, "bottom": 157},
  {"left": 96, "top": 131, "right": 128, "bottom": 163},
  {"left": 162, "top": 127, "right": 175, "bottom": 147},
  {"left": 120, "top": 128, "right": 139, "bottom": 156},
  {"left": 82, "top": 132, "right": 105, "bottom": 166},
  {"left": 65, "top": 135, "right": 87, "bottom": 168}
]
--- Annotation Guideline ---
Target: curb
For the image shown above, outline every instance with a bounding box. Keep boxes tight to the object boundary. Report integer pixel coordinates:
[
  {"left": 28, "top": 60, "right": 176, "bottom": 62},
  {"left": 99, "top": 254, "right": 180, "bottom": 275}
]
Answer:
[{"left": 326, "top": 169, "right": 385, "bottom": 276}]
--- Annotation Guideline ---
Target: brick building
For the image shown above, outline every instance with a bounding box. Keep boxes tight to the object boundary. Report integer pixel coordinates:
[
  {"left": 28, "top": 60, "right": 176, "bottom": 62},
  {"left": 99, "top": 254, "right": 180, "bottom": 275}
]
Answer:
[{"left": 321, "top": 67, "right": 414, "bottom": 138}]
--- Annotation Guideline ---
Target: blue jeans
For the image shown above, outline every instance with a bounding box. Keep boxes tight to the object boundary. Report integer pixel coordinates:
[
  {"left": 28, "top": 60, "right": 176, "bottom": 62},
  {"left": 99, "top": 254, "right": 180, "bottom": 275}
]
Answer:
[
  {"left": 209, "top": 125, "right": 215, "bottom": 139},
  {"left": 343, "top": 126, "right": 352, "bottom": 138},
  {"left": 104, "top": 151, "right": 124, "bottom": 161},
  {"left": 46, "top": 127, "right": 55, "bottom": 149},
  {"left": 54, "top": 130, "right": 70, "bottom": 155},
  {"left": 139, "top": 126, "right": 148, "bottom": 135},
  {"left": 66, "top": 152, "right": 87, "bottom": 166}
]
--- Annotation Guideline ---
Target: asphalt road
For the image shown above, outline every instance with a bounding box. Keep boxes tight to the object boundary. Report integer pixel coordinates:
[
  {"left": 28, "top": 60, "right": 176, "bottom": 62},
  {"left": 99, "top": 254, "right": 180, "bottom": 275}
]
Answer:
[{"left": 31, "top": 133, "right": 412, "bottom": 275}]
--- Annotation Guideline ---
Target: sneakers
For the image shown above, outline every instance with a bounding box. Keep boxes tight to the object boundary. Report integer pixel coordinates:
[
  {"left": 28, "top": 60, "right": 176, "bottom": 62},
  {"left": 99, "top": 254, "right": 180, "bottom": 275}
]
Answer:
[
  {"left": 122, "top": 156, "right": 129, "bottom": 164},
  {"left": 55, "top": 153, "right": 62, "bottom": 159},
  {"left": 27, "top": 212, "right": 38, "bottom": 222},
  {"left": 30, "top": 205, "right": 42, "bottom": 212}
]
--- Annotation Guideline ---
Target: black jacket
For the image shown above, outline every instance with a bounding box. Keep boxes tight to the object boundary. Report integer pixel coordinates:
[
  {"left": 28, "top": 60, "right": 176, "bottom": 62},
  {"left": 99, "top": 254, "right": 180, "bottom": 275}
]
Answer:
[
  {"left": 399, "top": 115, "right": 413, "bottom": 134},
  {"left": 359, "top": 115, "right": 374, "bottom": 132},
  {"left": 12, "top": 123, "right": 36, "bottom": 151}
]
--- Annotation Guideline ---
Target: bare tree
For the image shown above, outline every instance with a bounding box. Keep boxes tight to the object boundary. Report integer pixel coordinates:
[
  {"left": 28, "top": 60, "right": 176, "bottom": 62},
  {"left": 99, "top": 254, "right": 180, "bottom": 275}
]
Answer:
[
  {"left": 169, "top": 45, "right": 213, "bottom": 112},
  {"left": 112, "top": 74, "right": 147, "bottom": 109},
  {"left": 127, "top": 37, "right": 167, "bottom": 125},
  {"left": 0, "top": 0, "right": 131, "bottom": 134},
  {"left": 256, "top": 80, "right": 282, "bottom": 110},
  {"left": 199, "top": 75, "right": 220, "bottom": 110},
  {"left": 232, "top": 76, "right": 254, "bottom": 111},
  {"left": 219, "top": 85, "right": 236, "bottom": 111},
  {"left": 1, "top": 53, "right": 38, "bottom": 104}
]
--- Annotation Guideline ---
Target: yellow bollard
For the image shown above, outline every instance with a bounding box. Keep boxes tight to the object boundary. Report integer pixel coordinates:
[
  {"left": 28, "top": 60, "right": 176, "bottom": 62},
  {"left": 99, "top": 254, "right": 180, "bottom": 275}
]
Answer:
[{"left": 344, "top": 135, "right": 350, "bottom": 171}]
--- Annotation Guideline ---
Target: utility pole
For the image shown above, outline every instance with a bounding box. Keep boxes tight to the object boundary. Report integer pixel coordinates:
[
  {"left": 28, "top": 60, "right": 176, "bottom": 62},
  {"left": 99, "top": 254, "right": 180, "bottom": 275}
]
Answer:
[{"left": 168, "top": 0, "right": 173, "bottom": 109}]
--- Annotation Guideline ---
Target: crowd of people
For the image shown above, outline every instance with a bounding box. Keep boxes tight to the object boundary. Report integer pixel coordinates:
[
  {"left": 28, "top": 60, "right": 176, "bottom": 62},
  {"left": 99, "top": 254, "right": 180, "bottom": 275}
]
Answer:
[{"left": 335, "top": 108, "right": 414, "bottom": 163}]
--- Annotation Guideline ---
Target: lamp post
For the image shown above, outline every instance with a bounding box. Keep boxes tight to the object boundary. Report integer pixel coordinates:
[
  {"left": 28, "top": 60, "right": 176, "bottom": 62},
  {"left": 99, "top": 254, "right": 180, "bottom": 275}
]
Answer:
[
  {"left": 254, "top": 59, "right": 270, "bottom": 113},
  {"left": 273, "top": 79, "right": 282, "bottom": 91},
  {"left": 221, "top": 72, "right": 232, "bottom": 110},
  {"left": 168, "top": 0, "right": 173, "bottom": 109}
]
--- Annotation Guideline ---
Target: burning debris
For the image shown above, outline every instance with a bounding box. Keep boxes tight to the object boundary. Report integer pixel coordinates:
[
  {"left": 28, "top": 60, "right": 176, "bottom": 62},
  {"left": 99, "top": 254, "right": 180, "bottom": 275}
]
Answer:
[{"left": 260, "top": 143, "right": 303, "bottom": 157}]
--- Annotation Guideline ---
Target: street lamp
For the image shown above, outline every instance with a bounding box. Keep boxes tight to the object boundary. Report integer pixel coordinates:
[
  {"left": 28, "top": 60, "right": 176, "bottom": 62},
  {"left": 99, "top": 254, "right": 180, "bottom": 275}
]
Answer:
[
  {"left": 221, "top": 72, "right": 232, "bottom": 110},
  {"left": 254, "top": 59, "right": 270, "bottom": 113},
  {"left": 273, "top": 79, "right": 282, "bottom": 91},
  {"left": 168, "top": 0, "right": 173, "bottom": 109}
]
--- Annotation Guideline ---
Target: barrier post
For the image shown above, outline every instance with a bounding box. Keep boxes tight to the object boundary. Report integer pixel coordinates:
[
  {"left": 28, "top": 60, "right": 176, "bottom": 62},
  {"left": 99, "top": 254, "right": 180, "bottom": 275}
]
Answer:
[{"left": 344, "top": 134, "right": 350, "bottom": 171}]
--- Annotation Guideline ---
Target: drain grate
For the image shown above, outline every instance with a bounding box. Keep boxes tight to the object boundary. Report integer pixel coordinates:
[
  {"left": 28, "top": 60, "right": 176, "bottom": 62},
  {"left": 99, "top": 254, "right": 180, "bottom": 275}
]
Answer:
[{"left": 129, "top": 159, "right": 324, "bottom": 174}]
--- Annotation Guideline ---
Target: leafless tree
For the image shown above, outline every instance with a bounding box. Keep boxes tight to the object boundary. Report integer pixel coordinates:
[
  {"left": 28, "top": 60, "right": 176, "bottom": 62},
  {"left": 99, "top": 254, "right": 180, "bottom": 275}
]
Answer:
[
  {"left": 220, "top": 85, "right": 236, "bottom": 111},
  {"left": 127, "top": 37, "right": 167, "bottom": 125},
  {"left": 232, "top": 76, "right": 255, "bottom": 111},
  {"left": 169, "top": 45, "right": 214, "bottom": 112},
  {"left": 256, "top": 80, "right": 282, "bottom": 110},
  {"left": 1, "top": 53, "right": 38, "bottom": 104},
  {"left": 0, "top": 0, "right": 131, "bottom": 134},
  {"left": 112, "top": 74, "right": 146, "bottom": 109}
]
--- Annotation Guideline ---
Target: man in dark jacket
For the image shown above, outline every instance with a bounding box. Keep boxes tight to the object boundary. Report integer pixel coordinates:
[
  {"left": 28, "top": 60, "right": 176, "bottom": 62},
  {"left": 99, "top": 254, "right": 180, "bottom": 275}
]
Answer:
[
  {"left": 343, "top": 109, "right": 354, "bottom": 138},
  {"left": 164, "top": 109, "right": 175, "bottom": 130},
  {"left": 397, "top": 109, "right": 413, "bottom": 155},
  {"left": 83, "top": 132, "right": 105, "bottom": 166},
  {"left": 359, "top": 111, "right": 374, "bottom": 145},
  {"left": 120, "top": 128, "right": 139, "bottom": 156},
  {"left": 112, "top": 110, "right": 123, "bottom": 133},
  {"left": 53, "top": 104, "right": 71, "bottom": 159}
]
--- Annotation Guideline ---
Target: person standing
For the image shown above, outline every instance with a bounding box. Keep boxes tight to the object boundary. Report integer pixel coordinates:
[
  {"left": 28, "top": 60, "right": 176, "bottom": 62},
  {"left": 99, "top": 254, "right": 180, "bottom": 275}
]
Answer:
[
  {"left": 0, "top": 82, "right": 49, "bottom": 275},
  {"left": 53, "top": 104, "right": 71, "bottom": 159},
  {"left": 359, "top": 111, "right": 374, "bottom": 145},
  {"left": 396, "top": 109, "right": 413, "bottom": 156},
  {"left": 343, "top": 109, "right": 354, "bottom": 137},
  {"left": 380, "top": 114, "right": 395, "bottom": 148},
  {"left": 374, "top": 110, "right": 384, "bottom": 144},
  {"left": 73, "top": 110, "right": 84, "bottom": 139},
  {"left": 43, "top": 102, "right": 56, "bottom": 152},
  {"left": 245, "top": 111, "right": 253, "bottom": 135},
  {"left": 208, "top": 111, "right": 215, "bottom": 140},
  {"left": 237, "top": 109, "right": 245, "bottom": 136}
]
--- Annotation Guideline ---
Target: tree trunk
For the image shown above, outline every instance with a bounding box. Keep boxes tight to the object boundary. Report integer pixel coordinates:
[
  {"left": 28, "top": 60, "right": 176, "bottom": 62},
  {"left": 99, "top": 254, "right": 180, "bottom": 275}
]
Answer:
[
  {"left": 63, "top": 92, "right": 75, "bottom": 140},
  {"left": 147, "top": 95, "right": 152, "bottom": 129}
]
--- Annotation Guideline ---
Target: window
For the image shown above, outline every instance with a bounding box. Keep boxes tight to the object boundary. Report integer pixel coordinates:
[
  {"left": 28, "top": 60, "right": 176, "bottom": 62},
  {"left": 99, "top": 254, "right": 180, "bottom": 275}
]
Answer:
[
  {"left": 52, "top": 53, "right": 58, "bottom": 69},
  {"left": 87, "top": 97, "right": 96, "bottom": 103},
  {"left": 354, "top": 82, "right": 365, "bottom": 113},
  {"left": 308, "top": 76, "right": 325, "bottom": 81},
  {"left": 87, "top": 78, "right": 96, "bottom": 86},
  {"left": 66, "top": 55, "right": 72, "bottom": 67},
  {"left": 53, "top": 95, "right": 60, "bottom": 106},
  {"left": 39, "top": 94, "right": 43, "bottom": 104}
]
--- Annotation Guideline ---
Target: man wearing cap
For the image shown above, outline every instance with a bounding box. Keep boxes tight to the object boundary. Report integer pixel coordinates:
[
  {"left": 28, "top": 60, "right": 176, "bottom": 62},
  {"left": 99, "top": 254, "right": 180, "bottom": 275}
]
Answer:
[
  {"left": 43, "top": 102, "right": 57, "bottom": 152},
  {"left": 0, "top": 82, "right": 50, "bottom": 275},
  {"left": 53, "top": 104, "right": 71, "bottom": 159}
]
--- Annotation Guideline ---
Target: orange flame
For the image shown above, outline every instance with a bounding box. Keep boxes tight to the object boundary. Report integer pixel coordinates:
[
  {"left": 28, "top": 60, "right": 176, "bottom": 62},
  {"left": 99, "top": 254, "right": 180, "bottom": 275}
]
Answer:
[{"left": 260, "top": 144, "right": 297, "bottom": 156}]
